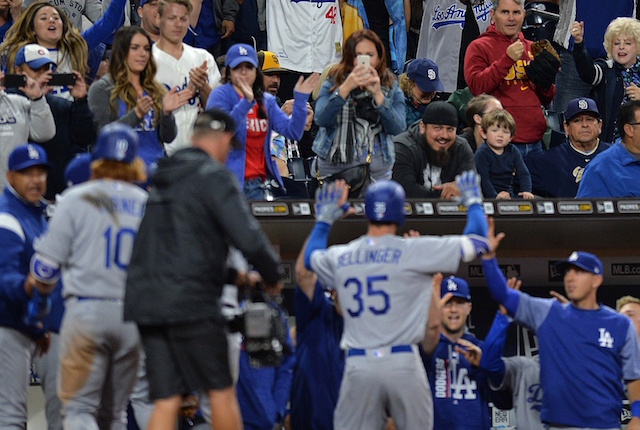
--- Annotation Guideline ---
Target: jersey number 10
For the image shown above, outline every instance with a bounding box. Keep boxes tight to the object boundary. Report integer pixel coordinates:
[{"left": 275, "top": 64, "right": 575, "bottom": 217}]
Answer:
[
  {"left": 103, "top": 226, "right": 137, "bottom": 270},
  {"left": 343, "top": 275, "right": 390, "bottom": 317}
]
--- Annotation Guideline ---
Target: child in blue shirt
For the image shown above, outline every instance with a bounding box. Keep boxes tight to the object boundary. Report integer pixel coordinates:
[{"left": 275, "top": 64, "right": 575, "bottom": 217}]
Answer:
[{"left": 474, "top": 109, "right": 534, "bottom": 199}]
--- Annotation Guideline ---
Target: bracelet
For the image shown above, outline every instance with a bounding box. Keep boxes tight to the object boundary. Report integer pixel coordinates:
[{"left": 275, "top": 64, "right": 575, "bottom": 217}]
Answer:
[{"left": 632, "top": 400, "right": 640, "bottom": 418}]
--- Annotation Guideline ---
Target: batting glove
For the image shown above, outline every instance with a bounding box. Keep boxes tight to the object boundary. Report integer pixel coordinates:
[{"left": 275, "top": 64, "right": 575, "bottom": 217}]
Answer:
[
  {"left": 456, "top": 170, "right": 483, "bottom": 208},
  {"left": 315, "top": 182, "right": 349, "bottom": 225}
]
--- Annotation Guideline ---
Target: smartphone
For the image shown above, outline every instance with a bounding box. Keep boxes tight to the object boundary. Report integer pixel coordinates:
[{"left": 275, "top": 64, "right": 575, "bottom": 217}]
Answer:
[
  {"left": 2, "top": 74, "right": 26, "bottom": 88},
  {"left": 49, "top": 73, "right": 76, "bottom": 87},
  {"left": 357, "top": 54, "right": 370, "bottom": 68}
]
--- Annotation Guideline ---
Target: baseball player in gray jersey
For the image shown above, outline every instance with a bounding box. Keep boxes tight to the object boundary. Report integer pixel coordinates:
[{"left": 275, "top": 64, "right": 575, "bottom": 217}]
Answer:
[
  {"left": 29, "top": 123, "right": 148, "bottom": 430},
  {"left": 300, "top": 173, "right": 490, "bottom": 430}
]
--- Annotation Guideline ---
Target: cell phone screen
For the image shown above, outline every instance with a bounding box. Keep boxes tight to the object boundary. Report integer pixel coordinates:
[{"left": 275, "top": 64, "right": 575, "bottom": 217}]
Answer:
[
  {"left": 2, "top": 74, "right": 27, "bottom": 88},
  {"left": 48, "top": 74, "right": 76, "bottom": 87}
]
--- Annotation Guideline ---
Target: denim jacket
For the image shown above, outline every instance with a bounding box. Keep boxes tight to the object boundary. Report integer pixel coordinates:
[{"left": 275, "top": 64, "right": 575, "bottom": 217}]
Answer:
[{"left": 312, "top": 78, "right": 405, "bottom": 166}]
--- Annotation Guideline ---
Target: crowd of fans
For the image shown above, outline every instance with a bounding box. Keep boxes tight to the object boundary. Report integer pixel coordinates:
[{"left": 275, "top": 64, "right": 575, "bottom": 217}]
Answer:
[{"left": 2, "top": 0, "right": 640, "bottom": 428}]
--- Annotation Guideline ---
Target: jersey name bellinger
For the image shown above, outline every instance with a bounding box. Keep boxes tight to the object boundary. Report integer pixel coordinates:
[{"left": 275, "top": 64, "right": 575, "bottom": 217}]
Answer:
[{"left": 337, "top": 248, "right": 402, "bottom": 268}]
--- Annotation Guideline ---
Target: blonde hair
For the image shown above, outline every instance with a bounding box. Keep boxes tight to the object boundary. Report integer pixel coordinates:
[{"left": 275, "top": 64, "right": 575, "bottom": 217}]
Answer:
[
  {"left": 312, "top": 63, "right": 337, "bottom": 101},
  {"left": 108, "top": 27, "right": 166, "bottom": 124},
  {"left": 481, "top": 108, "right": 516, "bottom": 136},
  {"left": 158, "top": 0, "right": 193, "bottom": 16},
  {"left": 603, "top": 17, "right": 640, "bottom": 60},
  {"left": 91, "top": 158, "right": 147, "bottom": 183},
  {"left": 0, "top": 1, "right": 88, "bottom": 76},
  {"left": 398, "top": 73, "right": 415, "bottom": 97},
  {"left": 616, "top": 295, "right": 640, "bottom": 312}
]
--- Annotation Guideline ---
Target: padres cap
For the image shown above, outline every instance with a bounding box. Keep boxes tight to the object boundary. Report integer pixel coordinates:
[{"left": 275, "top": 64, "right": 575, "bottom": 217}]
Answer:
[
  {"left": 407, "top": 58, "right": 444, "bottom": 94},
  {"left": 225, "top": 43, "right": 258, "bottom": 69},
  {"left": 14, "top": 44, "right": 56, "bottom": 70},
  {"left": 441, "top": 276, "right": 471, "bottom": 302},
  {"left": 422, "top": 101, "right": 458, "bottom": 127},
  {"left": 555, "top": 251, "right": 603, "bottom": 275},
  {"left": 564, "top": 97, "right": 600, "bottom": 122},
  {"left": 8, "top": 144, "right": 50, "bottom": 171},
  {"left": 258, "top": 50, "right": 285, "bottom": 74}
]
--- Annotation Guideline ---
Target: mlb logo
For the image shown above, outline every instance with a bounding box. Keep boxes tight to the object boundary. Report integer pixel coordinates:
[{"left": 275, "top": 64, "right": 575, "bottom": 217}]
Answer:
[
  {"left": 239, "top": 46, "right": 248, "bottom": 56},
  {"left": 115, "top": 139, "right": 129, "bottom": 160},
  {"left": 374, "top": 202, "right": 386, "bottom": 220},
  {"left": 428, "top": 69, "right": 436, "bottom": 80},
  {"left": 447, "top": 279, "right": 458, "bottom": 291},
  {"left": 27, "top": 145, "right": 40, "bottom": 160},
  {"left": 578, "top": 99, "right": 588, "bottom": 110}
]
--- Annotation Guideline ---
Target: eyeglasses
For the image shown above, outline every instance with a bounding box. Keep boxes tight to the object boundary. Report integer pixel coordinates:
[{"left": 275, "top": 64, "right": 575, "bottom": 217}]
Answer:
[{"left": 627, "top": 122, "right": 640, "bottom": 126}]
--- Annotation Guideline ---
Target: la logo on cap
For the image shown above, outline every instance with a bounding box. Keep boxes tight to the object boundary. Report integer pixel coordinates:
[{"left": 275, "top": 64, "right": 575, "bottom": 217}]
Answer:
[
  {"left": 578, "top": 99, "right": 588, "bottom": 110},
  {"left": 373, "top": 202, "right": 387, "bottom": 219},
  {"left": 238, "top": 46, "right": 248, "bottom": 56},
  {"left": 27, "top": 145, "right": 40, "bottom": 160},
  {"left": 569, "top": 251, "right": 579, "bottom": 261},
  {"left": 447, "top": 279, "right": 458, "bottom": 291}
]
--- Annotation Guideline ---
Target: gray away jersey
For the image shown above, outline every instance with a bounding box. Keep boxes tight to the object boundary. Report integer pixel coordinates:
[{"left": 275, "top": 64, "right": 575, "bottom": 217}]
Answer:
[
  {"left": 36, "top": 180, "right": 148, "bottom": 299},
  {"left": 310, "top": 234, "right": 463, "bottom": 350}
]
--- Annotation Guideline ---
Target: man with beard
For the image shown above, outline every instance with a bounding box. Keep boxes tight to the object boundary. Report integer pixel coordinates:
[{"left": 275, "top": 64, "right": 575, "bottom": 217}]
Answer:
[{"left": 392, "top": 101, "right": 476, "bottom": 198}]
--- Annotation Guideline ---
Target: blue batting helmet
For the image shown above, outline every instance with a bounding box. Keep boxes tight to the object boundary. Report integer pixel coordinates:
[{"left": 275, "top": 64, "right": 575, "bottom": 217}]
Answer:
[
  {"left": 92, "top": 123, "right": 138, "bottom": 163},
  {"left": 364, "top": 180, "right": 406, "bottom": 226}
]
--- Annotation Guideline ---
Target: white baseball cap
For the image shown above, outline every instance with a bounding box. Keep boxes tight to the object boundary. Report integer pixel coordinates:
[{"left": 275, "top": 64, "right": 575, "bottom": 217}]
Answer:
[{"left": 14, "top": 44, "right": 56, "bottom": 70}]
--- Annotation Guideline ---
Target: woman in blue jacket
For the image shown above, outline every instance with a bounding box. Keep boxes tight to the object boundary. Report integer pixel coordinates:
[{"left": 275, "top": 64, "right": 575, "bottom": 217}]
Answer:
[{"left": 206, "top": 43, "right": 318, "bottom": 199}]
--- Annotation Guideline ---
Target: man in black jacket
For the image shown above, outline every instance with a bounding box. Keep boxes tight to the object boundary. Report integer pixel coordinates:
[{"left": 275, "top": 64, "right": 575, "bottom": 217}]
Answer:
[
  {"left": 392, "top": 101, "right": 476, "bottom": 198},
  {"left": 125, "top": 109, "right": 284, "bottom": 430}
]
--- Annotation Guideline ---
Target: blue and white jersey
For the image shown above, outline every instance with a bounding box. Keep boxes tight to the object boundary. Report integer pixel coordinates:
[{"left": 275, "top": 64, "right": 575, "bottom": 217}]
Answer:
[
  {"left": 310, "top": 233, "right": 462, "bottom": 350},
  {"left": 35, "top": 180, "right": 148, "bottom": 300},
  {"left": 425, "top": 333, "right": 491, "bottom": 430},
  {"left": 515, "top": 294, "right": 640, "bottom": 428}
]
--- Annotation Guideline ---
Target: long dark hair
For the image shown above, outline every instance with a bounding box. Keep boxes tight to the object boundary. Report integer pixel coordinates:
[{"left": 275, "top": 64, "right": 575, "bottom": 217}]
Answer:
[
  {"left": 109, "top": 26, "right": 165, "bottom": 123},
  {"left": 224, "top": 65, "right": 267, "bottom": 119},
  {"left": 329, "top": 29, "right": 395, "bottom": 92}
]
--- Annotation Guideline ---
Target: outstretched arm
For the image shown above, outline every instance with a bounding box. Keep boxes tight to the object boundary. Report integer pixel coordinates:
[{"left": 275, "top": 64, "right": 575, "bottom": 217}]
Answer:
[
  {"left": 456, "top": 171, "right": 491, "bottom": 262},
  {"left": 422, "top": 273, "right": 452, "bottom": 355}
]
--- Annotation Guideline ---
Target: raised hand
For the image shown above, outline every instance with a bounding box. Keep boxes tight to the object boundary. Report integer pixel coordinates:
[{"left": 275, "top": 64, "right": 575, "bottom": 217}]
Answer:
[
  {"left": 455, "top": 338, "right": 483, "bottom": 367},
  {"left": 294, "top": 72, "right": 321, "bottom": 96},
  {"left": 134, "top": 94, "right": 154, "bottom": 119},
  {"left": 187, "top": 60, "right": 208, "bottom": 93},
  {"left": 21, "top": 75, "right": 43, "bottom": 100},
  {"left": 506, "top": 40, "right": 524, "bottom": 62},
  {"left": 68, "top": 70, "right": 87, "bottom": 100},
  {"left": 162, "top": 86, "right": 193, "bottom": 114},
  {"left": 315, "top": 179, "right": 350, "bottom": 225},
  {"left": 570, "top": 21, "right": 584, "bottom": 44},
  {"left": 455, "top": 170, "right": 483, "bottom": 207},
  {"left": 482, "top": 217, "right": 506, "bottom": 260}
]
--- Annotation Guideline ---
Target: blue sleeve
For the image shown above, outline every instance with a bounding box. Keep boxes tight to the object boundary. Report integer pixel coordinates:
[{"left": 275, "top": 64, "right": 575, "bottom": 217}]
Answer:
[
  {"left": 474, "top": 148, "right": 498, "bottom": 198},
  {"left": 481, "top": 258, "right": 520, "bottom": 315},
  {"left": 273, "top": 311, "right": 296, "bottom": 422},
  {"left": 303, "top": 222, "right": 331, "bottom": 270},
  {"left": 513, "top": 148, "right": 532, "bottom": 193},
  {"left": 480, "top": 311, "right": 510, "bottom": 385},
  {"left": 80, "top": 0, "right": 126, "bottom": 50},
  {"left": 576, "top": 159, "right": 608, "bottom": 198},
  {"left": 0, "top": 229, "right": 30, "bottom": 305},
  {"left": 622, "top": 322, "right": 640, "bottom": 381},
  {"left": 294, "top": 281, "right": 323, "bottom": 334},
  {"left": 462, "top": 204, "right": 487, "bottom": 237},
  {"left": 375, "top": 81, "right": 406, "bottom": 136},
  {"left": 206, "top": 86, "right": 254, "bottom": 140},
  {"left": 269, "top": 91, "right": 308, "bottom": 141},
  {"left": 313, "top": 79, "right": 347, "bottom": 127}
]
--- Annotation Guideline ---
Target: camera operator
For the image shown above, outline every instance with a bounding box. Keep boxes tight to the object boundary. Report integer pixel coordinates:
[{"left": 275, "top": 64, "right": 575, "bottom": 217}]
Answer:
[{"left": 125, "top": 109, "right": 284, "bottom": 430}]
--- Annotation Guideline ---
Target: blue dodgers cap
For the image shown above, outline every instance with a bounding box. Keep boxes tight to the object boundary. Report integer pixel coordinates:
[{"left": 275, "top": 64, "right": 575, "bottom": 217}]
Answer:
[
  {"left": 8, "top": 144, "right": 50, "bottom": 171},
  {"left": 225, "top": 43, "right": 258, "bottom": 69},
  {"left": 406, "top": 58, "right": 444, "bottom": 93},
  {"left": 64, "top": 153, "right": 92, "bottom": 187},
  {"left": 564, "top": 97, "right": 600, "bottom": 122},
  {"left": 92, "top": 123, "right": 138, "bottom": 163},
  {"left": 555, "top": 251, "right": 603, "bottom": 275},
  {"left": 14, "top": 44, "right": 56, "bottom": 69},
  {"left": 441, "top": 276, "right": 471, "bottom": 301}
]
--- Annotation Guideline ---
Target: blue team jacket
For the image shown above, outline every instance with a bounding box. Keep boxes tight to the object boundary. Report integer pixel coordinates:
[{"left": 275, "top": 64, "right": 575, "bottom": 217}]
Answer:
[
  {"left": 206, "top": 82, "right": 309, "bottom": 189},
  {"left": 0, "top": 186, "right": 48, "bottom": 338}
]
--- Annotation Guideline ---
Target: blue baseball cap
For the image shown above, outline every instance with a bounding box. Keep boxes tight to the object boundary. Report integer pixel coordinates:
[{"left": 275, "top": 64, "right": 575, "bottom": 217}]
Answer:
[
  {"left": 441, "top": 276, "right": 471, "bottom": 301},
  {"left": 8, "top": 144, "right": 50, "bottom": 171},
  {"left": 92, "top": 123, "right": 138, "bottom": 163},
  {"left": 555, "top": 251, "right": 603, "bottom": 275},
  {"left": 564, "top": 97, "right": 600, "bottom": 122},
  {"left": 64, "top": 153, "right": 92, "bottom": 187},
  {"left": 225, "top": 44, "right": 258, "bottom": 69},
  {"left": 406, "top": 58, "right": 444, "bottom": 93},
  {"left": 14, "top": 44, "right": 56, "bottom": 70}
]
